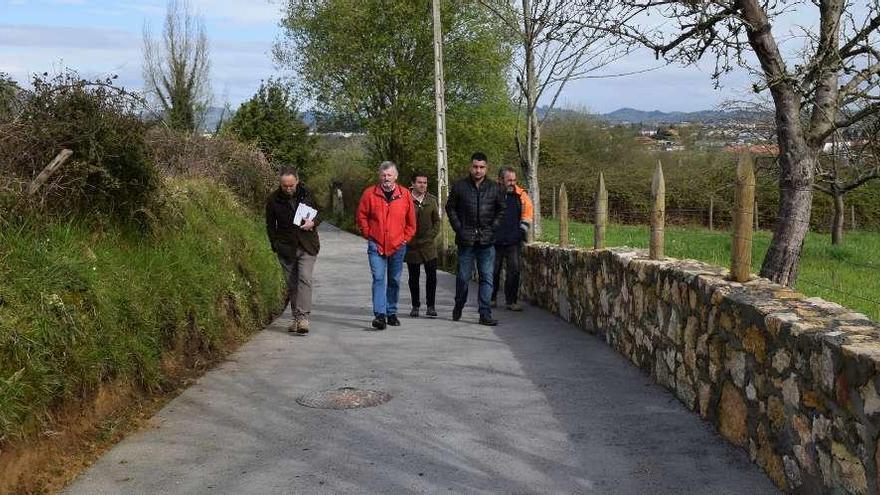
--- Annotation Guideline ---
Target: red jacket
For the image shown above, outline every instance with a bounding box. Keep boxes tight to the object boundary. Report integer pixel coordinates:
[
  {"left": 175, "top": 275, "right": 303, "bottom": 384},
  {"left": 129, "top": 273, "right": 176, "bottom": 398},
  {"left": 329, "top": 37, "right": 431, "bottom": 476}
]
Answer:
[{"left": 357, "top": 184, "right": 417, "bottom": 256}]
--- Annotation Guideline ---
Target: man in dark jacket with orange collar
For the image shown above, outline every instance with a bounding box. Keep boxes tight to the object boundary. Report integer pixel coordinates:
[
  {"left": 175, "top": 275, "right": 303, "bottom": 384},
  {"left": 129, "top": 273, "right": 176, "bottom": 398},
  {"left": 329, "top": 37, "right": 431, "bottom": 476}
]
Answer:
[
  {"left": 357, "top": 161, "right": 417, "bottom": 330},
  {"left": 266, "top": 168, "right": 321, "bottom": 334}
]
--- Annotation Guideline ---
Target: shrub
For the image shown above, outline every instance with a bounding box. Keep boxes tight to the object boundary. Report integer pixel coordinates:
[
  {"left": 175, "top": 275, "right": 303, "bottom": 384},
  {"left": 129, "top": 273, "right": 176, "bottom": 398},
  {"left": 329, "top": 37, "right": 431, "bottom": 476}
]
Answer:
[
  {"left": 145, "top": 127, "right": 276, "bottom": 211},
  {"left": 0, "top": 71, "right": 159, "bottom": 220}
]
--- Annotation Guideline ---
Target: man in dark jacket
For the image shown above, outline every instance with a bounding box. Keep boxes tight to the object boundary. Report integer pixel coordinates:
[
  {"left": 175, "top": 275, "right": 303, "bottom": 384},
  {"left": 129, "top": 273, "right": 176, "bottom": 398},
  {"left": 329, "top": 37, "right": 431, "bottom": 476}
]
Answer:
[
  {"left": 265, "top": 168, "right": 321, "bottom": 334},
  {"left": 492, "top": 166, "right": 532, "bottom": 311},
  {"left": 405, "top": 172, "right": 441, "bottom": 318},
  {"left": 445, "top": 152, "right": 506, "bottom": 326}
]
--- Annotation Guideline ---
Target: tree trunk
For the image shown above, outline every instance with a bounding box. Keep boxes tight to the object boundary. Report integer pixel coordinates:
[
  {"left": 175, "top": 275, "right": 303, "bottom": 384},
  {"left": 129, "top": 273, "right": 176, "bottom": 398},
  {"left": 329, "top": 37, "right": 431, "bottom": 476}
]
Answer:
[
  {"left": 522, "top": 0, "right": 541, "bottom": 238},
  {"left": 740, "top": 0, "right": 816, "bottom": 287},
  {"left": 831, "top": 191, "right": 844, "bottom": 245},
  {"left": 526, "top": 67, "right": 541, "bottom": 238},
  {"left": 759, "top": 147, "right": 816, "bottom": 286}
]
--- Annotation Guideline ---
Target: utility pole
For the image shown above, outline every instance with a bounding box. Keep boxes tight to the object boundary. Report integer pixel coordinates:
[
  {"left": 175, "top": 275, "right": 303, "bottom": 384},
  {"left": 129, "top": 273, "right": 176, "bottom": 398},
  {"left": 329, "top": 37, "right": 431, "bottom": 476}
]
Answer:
[{"left": 431, "top": 0, "right": 450, "bottom": 251}]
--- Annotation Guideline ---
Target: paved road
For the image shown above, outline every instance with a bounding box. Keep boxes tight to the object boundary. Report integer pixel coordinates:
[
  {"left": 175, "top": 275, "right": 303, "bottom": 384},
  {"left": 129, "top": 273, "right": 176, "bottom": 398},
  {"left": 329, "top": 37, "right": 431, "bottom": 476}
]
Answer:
[{"left": 66, "top": 225, "right": 777, "bottom": 494}]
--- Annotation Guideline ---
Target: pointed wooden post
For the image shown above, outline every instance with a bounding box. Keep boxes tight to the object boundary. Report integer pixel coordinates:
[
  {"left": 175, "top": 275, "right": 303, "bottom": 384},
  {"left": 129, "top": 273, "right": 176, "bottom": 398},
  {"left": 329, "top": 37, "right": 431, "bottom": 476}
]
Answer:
[
  {"left": 558, "top": 183, "right": 569, "bottom": 247},
  {"left": 594, "top": 172, "right": 608, "bottom": 250},
  {"left": 650, "top": 161, "right": 665, "bottom": 260},
  {"left": 731, "top": 154, "right": 756, "bottom": 282}
]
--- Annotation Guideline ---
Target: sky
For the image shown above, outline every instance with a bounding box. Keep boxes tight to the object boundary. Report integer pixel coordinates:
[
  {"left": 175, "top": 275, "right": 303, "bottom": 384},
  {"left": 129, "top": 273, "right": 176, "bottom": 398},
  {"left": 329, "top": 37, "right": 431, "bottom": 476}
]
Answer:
[{"left": 1, "top": 0, "right": 773, "bottom": 114}]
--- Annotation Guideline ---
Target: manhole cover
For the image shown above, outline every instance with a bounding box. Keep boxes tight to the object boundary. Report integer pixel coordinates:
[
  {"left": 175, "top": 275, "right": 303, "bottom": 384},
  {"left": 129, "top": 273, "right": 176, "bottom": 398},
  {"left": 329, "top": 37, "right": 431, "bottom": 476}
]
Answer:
[{"left": 296, "top": 387, "right": 392, "bottom": 409}]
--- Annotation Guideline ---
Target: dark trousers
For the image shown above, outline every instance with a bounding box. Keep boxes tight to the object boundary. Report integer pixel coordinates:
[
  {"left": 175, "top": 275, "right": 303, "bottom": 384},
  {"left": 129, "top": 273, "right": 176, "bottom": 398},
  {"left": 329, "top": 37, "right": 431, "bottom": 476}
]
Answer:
[
  {"left": 407, "top": 258, "right": 437, "bottom": 308},
  {"left": 492, "top": 243, "right": 521, "bottom": 304}
]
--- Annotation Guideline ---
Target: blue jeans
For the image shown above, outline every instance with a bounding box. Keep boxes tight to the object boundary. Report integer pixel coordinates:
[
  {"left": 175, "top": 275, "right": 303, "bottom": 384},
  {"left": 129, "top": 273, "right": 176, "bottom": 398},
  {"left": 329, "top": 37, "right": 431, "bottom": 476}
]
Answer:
[
  {"left": 367, "top": 240, "right": 406, "bottom": 316},
  {"left": 455, "top": 245, "right": 495, "bottom": 317}
]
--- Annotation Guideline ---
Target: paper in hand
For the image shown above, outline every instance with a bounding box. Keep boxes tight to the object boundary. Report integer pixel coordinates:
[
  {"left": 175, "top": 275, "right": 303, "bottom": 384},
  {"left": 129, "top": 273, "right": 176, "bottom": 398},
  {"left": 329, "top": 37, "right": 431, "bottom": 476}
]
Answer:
[{"left": 293, "top": 203, "right": 318, "bottom": 226}]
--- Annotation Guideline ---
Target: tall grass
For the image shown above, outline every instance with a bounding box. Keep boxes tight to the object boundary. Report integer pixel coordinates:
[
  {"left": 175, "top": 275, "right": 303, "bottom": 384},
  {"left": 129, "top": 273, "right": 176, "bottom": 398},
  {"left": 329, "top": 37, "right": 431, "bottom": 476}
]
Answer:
[
  {"left": 0, "top": 179, "right": 284, "bottom": 442},
  {"left": 539, "top": 219, "right": 880, "bottom": 321}
]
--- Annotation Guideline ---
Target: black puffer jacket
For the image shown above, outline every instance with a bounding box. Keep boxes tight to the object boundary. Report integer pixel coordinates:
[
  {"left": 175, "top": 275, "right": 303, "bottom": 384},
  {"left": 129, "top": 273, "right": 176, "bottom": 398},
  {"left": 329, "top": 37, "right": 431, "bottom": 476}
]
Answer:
[{"left": 445, "top": 177, "right": 506, "bottom": 246}]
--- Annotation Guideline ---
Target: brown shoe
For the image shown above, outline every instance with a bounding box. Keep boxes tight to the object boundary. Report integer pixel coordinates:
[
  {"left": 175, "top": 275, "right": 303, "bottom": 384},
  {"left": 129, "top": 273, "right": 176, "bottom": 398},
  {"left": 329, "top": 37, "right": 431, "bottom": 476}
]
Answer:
[
  {"left": 296, "top": 318, "right": 310, "bottom": 334},
  {"left": 506, "top": 303, "right": 523, "bottom": 312},
  {"left": 287, "top": 321, "right": 298, "bottom": 333}
]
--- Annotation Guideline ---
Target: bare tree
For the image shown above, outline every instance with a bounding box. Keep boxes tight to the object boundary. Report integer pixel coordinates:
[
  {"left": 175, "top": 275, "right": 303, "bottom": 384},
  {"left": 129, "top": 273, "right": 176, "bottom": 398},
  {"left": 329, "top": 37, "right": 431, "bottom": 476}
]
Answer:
[
  {"left": 143, "top": 0, "right": 212, "bottom": 132},
  {"left": 478, "top": 0, "right": 633, "bottom": 237},
  {"left": 814, "top": 117, "right": 880, "bottom": 244},
  {"left": 611, "top": 0, "right": 880, "bottom": 286}
]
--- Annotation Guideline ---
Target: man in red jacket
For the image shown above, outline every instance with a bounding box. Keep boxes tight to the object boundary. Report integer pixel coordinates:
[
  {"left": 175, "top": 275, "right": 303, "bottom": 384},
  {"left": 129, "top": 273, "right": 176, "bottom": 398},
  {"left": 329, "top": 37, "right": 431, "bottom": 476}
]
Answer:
[{"left": 357, "top": 161, "right": 417, "bottom": 330}]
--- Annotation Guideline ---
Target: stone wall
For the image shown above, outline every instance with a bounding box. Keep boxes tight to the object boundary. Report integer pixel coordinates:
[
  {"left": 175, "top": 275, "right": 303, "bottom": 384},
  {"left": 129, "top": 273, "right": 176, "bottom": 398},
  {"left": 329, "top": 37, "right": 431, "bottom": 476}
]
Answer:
[{"left": 522, "top": 243, "right": 880, "bottom": 493}]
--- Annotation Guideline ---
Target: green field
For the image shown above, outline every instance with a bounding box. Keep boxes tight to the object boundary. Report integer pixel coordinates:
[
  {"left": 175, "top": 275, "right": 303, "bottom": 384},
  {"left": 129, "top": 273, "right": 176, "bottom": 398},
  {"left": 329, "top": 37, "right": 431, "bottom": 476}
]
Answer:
[{"left": 538, "top": 219, "right": 880, "bottom": 321}]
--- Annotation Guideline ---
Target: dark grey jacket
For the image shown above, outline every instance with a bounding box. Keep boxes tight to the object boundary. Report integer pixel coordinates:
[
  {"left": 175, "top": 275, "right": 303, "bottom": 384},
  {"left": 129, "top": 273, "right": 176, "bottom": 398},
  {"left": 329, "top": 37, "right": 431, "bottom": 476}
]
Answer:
[{"left": 445, "top": 177, "right": 506, "bottom": 246}]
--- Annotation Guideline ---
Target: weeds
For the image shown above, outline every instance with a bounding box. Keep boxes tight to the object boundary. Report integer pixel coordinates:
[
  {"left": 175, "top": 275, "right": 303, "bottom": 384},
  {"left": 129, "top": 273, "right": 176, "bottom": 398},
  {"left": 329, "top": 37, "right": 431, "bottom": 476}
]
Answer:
[{"left": 0, "top": 179, "right": 283, "bottom": 442}]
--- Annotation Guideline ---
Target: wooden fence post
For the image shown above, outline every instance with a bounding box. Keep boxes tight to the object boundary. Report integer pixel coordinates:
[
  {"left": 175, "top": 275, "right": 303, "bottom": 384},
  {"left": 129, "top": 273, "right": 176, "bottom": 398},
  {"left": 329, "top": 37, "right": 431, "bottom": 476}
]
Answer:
[
  {"left": 851, "top": 204, "right": 856, "bottom": 230},
  {"left": 27, "top": 149, "right": 74, "bottom": 197},
  {"left": 559, "top": 183, "right": 569, "bottom": 247},
  {"left": 731, "top": 154, "right": 756, "bottom": 282},
  {"left": 551, "top": 187, "right": 557, "bottom": 219},
  {"left": 709, "top": 195, "right": 714, "bottom": 231},
  {"left": 594, "top": 172, "right": 607, "bottom": 250},
  {"left": 650, "top": 161, "right": 665, "bottom": 260}
]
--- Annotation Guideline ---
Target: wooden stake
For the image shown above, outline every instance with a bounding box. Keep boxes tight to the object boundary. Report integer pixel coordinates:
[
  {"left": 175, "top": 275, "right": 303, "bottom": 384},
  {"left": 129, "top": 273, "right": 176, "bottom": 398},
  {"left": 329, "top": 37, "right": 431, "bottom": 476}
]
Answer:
[
  {"left": 851, "top": 204, "right": 856, "bottom": 230},
  {"left": 594, "top": 172, "right": 607, "bottom": 250},
  {"left": 709, "top": 195, "right": 714, "bottom": 231},
  {"left": 558, "top": 183, "right": 569, "bottom": 247},
  {"left": 27, "top": 149, "right": 73, "bottom": 197},
  {"left": 650, "top": 161, "right": 665, "bottom": 260},
  {"left": 731, "top": 154, "right": 756, "bottom": 282}
]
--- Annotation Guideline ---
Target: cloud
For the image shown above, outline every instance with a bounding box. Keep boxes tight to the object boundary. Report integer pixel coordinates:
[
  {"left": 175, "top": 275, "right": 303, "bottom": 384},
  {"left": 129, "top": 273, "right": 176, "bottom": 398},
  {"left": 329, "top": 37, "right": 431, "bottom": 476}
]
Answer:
[
  {"left": 0, "top": 23, "right": 137, "bottom": 49},
  {"left": 0, "top": 22, "right": 278, "bottom": 107}
]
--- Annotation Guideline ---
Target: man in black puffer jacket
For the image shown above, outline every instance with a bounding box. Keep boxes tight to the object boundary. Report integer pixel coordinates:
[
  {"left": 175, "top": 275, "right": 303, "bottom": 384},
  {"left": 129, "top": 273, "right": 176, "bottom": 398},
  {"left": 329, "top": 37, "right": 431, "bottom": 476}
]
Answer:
[{"left": 445, "top": 152, "right": 506, "bottom": 326}]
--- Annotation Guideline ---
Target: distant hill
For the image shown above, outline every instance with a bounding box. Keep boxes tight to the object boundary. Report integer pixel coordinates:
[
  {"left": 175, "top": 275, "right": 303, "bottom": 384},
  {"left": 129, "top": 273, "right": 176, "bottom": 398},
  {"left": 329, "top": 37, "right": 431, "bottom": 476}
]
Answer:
[{"left": 598, "top": 107, "right": 772, "bottom": 124}]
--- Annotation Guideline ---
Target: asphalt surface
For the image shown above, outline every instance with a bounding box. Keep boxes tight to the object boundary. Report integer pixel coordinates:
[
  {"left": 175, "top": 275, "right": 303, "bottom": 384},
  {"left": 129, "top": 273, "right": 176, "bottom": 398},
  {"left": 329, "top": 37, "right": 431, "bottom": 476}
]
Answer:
[{"left": 65, "top": 225, "right": 778, "bottom": 494}]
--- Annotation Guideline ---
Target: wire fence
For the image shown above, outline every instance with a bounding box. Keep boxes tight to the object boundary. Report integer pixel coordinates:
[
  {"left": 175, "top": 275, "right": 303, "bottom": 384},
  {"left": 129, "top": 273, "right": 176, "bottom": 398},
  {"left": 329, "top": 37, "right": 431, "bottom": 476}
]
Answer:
[{"left": 545, "top": 184, "right": 880, "bottom": 318}]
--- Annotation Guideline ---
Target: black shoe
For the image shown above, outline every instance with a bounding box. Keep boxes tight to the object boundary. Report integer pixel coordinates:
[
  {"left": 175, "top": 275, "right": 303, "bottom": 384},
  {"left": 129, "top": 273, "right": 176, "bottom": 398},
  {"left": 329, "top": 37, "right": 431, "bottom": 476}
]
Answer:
[
  {"left": 371, "top": 314, "right": 386, "bottom": 330},
  {"left": 452, "top": 305, "right": 463, "bottom": 321},
  {"left": 426, "top": 306, "right": 437, "bottom": 317},
  {"left": 409, "top": 307, "right": 419, "bottom": 318},
  {"left": 479, "top": 315, "right": 498, "bottom": 326},
  {"left": 387, "top": 314, "right": 401, "bottom": 326}
]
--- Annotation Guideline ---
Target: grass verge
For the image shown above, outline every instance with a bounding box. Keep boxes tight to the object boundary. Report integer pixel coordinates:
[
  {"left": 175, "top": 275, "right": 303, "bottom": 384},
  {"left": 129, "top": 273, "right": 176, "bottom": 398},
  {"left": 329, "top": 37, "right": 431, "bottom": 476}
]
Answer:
[
  {"left": 539, "top": 218, "right": 880, "bottom": 321},
  {"left": 0, "top": 178, "right": 284, "bottom": 493}
]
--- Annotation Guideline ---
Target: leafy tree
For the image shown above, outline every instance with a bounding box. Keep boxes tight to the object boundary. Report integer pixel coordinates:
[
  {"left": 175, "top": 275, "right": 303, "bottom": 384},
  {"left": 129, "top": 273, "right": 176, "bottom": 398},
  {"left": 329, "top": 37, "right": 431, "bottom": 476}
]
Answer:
[
  {"left": 275, "top": 0, "right": 516, "bottom": 181},
  {"left": 226, "top": 79, "right": 317, "bottom": 177},
  {"left": 143, "top": 0, "right": 212, "bottom": 132},
  {"left": 814, "top": 118, "right": 880, "bottom": 245},
  {"left": 478, "top": 0, "right": 630, "bottom": 236}
]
